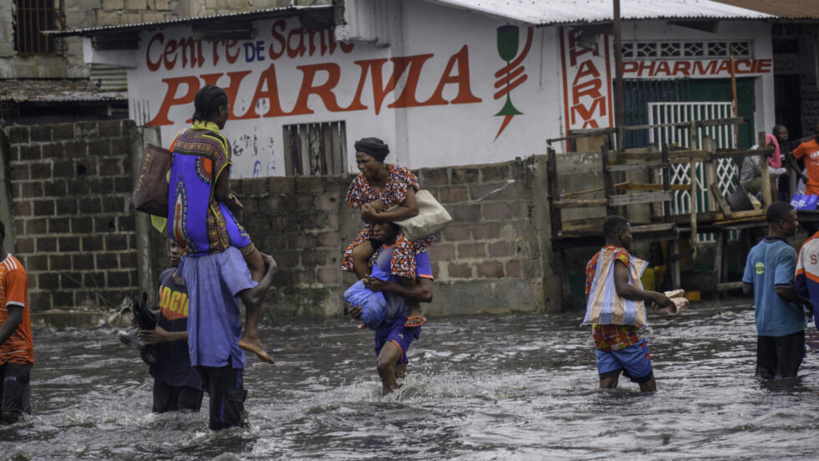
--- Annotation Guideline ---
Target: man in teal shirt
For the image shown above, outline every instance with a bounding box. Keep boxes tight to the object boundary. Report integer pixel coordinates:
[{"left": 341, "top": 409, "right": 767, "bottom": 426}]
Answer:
[{"left": 743, "top": 202, "right": 812, "bottom": 379}]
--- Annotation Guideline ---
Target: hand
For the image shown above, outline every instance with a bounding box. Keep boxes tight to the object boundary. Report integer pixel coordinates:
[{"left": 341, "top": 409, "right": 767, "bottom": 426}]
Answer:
[
  {"left": 349, "top": 305, "right": 363, "bottom": 320},
  {"left": 138, "top": 325, "right": 170, "bottom": 345},
  {"left": 368, "top": 199, "right": 387, "bottom": 212},
  {"left": 228, "top": 192, "right": 244, "bottom": 209},
  {"left": 260, "top": 253, "right": 277, "bottom": 275},
  {"left": 361, "top": 203, "right": 379, "bottom": 222},
  {"left": 650, "top": 292, "right": 672, "bottom": 309},
  {"left": 367, "top": 278, "right": 388, "bottom": 292}
]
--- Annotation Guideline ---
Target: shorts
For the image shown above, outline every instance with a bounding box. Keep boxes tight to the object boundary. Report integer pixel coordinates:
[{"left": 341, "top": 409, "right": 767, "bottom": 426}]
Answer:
[
  {"left": 152, "top": 380, "right": 204, "bottom": 413},
  {"left": 1, "top": 363, "right": 31, "bottom": 415},
  {"left": 756, "top": 331, "right": 805, "bottom": 379},
  {"left": 197, "top": 364, "right": 247, "bottom": 430},
  {"left": 375, "top": 317, "right": 421, "bottom": 365},
  {"left": 596, "top": 338, "right": 653, "bottom": 383}
]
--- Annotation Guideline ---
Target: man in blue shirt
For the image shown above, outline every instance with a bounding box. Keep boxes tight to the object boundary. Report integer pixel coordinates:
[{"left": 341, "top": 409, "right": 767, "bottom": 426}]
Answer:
[
  {"left": 743, "top": 201, "right": 812, "bottom": 379},
  {"left": 350, "top": 221, "right": 433, "bottom": 395}
]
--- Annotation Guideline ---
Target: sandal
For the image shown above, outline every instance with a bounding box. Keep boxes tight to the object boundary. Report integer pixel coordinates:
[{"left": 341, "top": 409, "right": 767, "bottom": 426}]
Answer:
[{"left": 404, "top": 316, "right": 427, "bottom": 328}]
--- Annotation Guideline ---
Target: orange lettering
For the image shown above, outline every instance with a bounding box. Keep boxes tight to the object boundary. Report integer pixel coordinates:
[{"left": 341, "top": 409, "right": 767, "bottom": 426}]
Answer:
[
  {"left": 146, "top": 33, "right": 164, "bottom": 72},
  {"left": 147, "top": 76, "right": 200, "bottom": 126},
  {"left": 425, "top": 45, "right": 481, "bottom": 106},
  {"left": 236, "top": 64, "right": 290, "bottom": 119}
]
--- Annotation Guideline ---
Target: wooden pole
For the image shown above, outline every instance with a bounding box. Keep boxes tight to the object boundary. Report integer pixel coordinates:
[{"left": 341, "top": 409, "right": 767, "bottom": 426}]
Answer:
[
  {"left": 689, "top": 120, "right": 698, "bottom": 259},
  {"left": 758, "top": 131, "right": 773, "bottom": 207},
  {"left": 613, "top": 0, "right": 626, "bottom": 152}
]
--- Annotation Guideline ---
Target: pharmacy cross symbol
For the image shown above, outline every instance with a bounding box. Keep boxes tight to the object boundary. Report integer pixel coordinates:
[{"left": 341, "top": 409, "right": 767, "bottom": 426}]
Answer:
[{"left": 494, "top": 25, "right": 533, "bottom": 140}]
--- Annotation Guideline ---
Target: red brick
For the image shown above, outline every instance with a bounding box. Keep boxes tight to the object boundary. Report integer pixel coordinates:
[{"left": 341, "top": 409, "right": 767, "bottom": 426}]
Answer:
[
  {"left": 429, "top": 244, "right": 455, "bottom": 260},
  {"left": 29, "top": 292, "right": 51, "bottom": 311},
  {"left": 477, "top": 261, "right": 504, "bottom": 278},
  {"left": 45, "top": 180, "right": 68, "bottom": 197},
  {"left": 16, "top": 237, "right": 34, "bottom": 254},
  {"left": 11, "top": 163, "right": 29, "bottom": 180},
  {"left": 49, "top": 254, "right": 72, "bottom": 270},
  {"left": 51, "top": 123, "right": 74, "bottom": 141},
  {"left": 14, "top": 201, "right": 31, "bottom": 216},
  {"left": 488, "top": 241, "right": 515, "bottom": 258},
  {"left": 448, "top": 263, "right": 472, "bottom": 278},
  {"left": 27, "top": 255, "right": 48, "bottom": 271},
  {"left": 29, "top": 162, "right": 52, "bottom": 180},
  {"left": 49, "top": 217, "right": 70, "bottom": 233},
  {"left": 316, "top": 267, "right": 340, "bottom": 285},
  {"left": 38, "top": 237, "right": 57, "bottom": 252},
  {"left": 21, "top": 182, "right": 43, "bottom": 198},
  {"left": 439, "top": 186, "right": 468, "bottom": 203},
  {"left": 26, "top": 218, "right": 47, "bottom": 234},
  {"left": 29, "top": 125, "right": 52, "bottom": 142},
  {"left": 7, "top": 126, "right": 29, "bottom": 143},
  {"left": 33, "top": 200, "right": 55, "bottom": 216},
  {"left": 442, "top": 223, "right": 471, "bottom": 242},
  {"left": 59, "top": 237, "right": 80, "bottom": 252},
  {"left": 457, "top": 242, "right": 486, "bottom": 259}
]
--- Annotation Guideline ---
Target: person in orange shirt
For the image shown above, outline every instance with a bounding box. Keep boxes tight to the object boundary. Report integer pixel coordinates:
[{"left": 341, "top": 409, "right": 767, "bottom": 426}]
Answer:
[
  {"left": 791, "top": 122, "right": 819, "bottom": 196},
  {"left": 0, "top": 221, "right": 33, "bottom": 425}
]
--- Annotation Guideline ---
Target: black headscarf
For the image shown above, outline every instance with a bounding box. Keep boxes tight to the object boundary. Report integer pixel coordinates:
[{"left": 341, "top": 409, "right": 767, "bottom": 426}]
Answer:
[{"left": 354, "top": 137, "right": 389, "bottom": 162}]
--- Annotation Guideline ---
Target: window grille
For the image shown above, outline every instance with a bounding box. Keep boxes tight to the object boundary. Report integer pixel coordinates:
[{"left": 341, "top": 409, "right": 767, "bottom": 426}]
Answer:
[
  {"left": 14, "top": 0, "right": 62, "bottom": 56},
  {"left": 623, "top": 40, "right": 751, "bottom": 61},
  {"left": 282, "top": 121, "right": 347, "bottom": 176}
]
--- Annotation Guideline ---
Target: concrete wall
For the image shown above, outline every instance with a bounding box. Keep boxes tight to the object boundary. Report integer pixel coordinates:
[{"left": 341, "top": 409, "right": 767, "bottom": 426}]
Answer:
[{"left": 1, "top": 120, "right": 140, "bottom": 312}]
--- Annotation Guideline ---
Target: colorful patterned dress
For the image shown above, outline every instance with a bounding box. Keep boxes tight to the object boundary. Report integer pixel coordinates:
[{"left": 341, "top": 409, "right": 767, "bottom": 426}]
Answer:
[
  {"left": 167, "top": 121, "right": 255, "bottom": 257},
  {"left": 342, "top": 164, "right": 434, "bottom": 278}
]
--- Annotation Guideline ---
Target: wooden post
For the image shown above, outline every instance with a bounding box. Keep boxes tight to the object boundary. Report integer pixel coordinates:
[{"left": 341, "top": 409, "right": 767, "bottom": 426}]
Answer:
[
  {"left": 662, "top": 143, "right": 671, "bottom": 224},
  {"left": 689, "top": 121, "right": 698, "bottom": 259},
  {"left": 758, "top": 131, "right": 773, "bottom": 208},
  {"left": 602, "top": 144, "right": 616, "bottom": 216}
]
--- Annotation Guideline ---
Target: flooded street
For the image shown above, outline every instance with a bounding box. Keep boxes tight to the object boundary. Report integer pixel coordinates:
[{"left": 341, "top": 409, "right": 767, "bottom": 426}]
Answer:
[{"left": 2, "top": 299, "right": 818, "bottom": 460}]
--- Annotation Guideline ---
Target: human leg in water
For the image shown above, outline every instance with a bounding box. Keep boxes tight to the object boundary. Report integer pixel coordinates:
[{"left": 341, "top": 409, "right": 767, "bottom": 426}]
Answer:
[
  {"left": 402, "top": 277, "right": 426, "bottom": 327},
  {"left": 239, "top": 249, "right": 275, "bottom": 364}
]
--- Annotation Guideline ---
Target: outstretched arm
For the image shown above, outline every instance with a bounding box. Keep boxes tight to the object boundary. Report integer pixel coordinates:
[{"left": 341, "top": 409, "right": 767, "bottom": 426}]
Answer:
[
  {"left": 367, "top": 276, "right": 433, "bottom": 303},
  {"left": 613, "top": 260, "right": 671, "bottom": 307},
  {"left": 240, "top": 253, "right": 277, "bottom": 309}
]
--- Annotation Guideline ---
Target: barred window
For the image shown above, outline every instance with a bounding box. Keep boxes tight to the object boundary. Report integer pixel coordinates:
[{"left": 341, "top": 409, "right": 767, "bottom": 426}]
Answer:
[
  {"left": 282, "top": 121, "right": 347, "bottom": 176},
  {"left": 14, "top": 0, "right": 62, "bottom": 56},
  {"left": 622, "top": 40, "right": 752, "bottom": 61}
]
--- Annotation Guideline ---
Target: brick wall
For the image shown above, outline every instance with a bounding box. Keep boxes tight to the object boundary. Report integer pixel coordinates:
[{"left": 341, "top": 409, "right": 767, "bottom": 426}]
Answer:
[
  {"left": 231, "top": 156, "right": 558, "bottom": 318},
  {"left": 2, "top": 120, "right": 139, "bottom": 312}
]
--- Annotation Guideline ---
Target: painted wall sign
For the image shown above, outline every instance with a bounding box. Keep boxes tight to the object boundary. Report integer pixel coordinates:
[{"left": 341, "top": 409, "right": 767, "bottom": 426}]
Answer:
[
  {"left": 559, "top": 27, "right": 613, "bottom": 133},
  {"left": 622, "top": 59, "right": 773, "bottom": 78},
  {"left": 128, "top": 14, "right": 546, "bottom": 176}
]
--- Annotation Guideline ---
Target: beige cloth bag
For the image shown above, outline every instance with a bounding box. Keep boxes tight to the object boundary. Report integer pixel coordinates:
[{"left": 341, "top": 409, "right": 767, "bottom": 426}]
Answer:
[{"left": 395, "top": 190, "right": 453, "bottom": 241}]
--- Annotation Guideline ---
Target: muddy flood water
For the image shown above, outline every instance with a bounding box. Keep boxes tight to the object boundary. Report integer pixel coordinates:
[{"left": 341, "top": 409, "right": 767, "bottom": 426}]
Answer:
[{"left": 2, "top": 299, "right": 818, "bottom": 460}]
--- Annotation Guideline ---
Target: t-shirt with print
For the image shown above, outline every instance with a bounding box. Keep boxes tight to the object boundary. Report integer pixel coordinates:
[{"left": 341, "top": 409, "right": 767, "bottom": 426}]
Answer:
[
  {"left": 152, "top": 268, "right": 202, "bottom": 390},
  {"left": 0, "top": 254, "right": 32, "bottom": 366},
  {"left": 743, "top": 236, "right": 807, "bottom": 337},
  {"left": 374, "top": 243, "right": 433, "bottom": 325},
  {"left": 792, "top": 139, "right": 819, "bottom": 195}
]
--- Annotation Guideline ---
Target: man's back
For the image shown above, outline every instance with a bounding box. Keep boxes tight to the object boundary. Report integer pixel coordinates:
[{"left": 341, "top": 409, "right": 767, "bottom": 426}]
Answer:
[{"left": 743, "top": 237, "right": 806, "bottom": 336}]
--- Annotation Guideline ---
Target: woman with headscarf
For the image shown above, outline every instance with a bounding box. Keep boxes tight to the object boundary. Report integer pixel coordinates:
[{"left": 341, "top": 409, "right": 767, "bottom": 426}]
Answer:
[{"left": 342, "top": 137, "right": 434, "bottom": 327}]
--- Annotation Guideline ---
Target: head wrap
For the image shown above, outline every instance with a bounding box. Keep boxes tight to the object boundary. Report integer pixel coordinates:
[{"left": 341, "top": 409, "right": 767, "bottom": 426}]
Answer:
[{"left": 354, "top": 137, "right": 390, "bottom": 162}]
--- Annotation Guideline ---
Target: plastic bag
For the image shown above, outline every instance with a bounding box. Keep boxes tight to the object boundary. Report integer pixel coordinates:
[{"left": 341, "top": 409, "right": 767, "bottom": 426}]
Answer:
[
  {"left": 344, "top": 264, "right": 390, "bottom": 330},
  {"left": 791, "top": 194, "right": 818, "bottom": 211}
]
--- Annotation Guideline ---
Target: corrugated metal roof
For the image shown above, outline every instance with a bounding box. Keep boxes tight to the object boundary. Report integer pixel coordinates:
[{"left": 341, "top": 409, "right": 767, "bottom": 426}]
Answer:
[
  {"left": 6, "top": 91, "right": 127, "bottom": 103},
  {"left": 419, "top": 0, "right": 773, "bottom": 26},
  {"left": 47, "top": 5, "right": 333, "bottom": 37},
  {"left": 713, "top": 0, "right": 819, "bottom": 19}
]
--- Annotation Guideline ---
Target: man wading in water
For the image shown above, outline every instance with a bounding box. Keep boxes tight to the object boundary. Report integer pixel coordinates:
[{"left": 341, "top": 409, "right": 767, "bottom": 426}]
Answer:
[
  {"left": 349, "top": 221, "right": 434, "bottom": 395},
  {"left": 582, "top": 216, "right": 672, "bottom": 392}
]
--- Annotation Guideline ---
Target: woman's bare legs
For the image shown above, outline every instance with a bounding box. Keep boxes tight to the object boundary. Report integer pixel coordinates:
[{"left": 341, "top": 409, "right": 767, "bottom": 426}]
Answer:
[
  {"left": 351, "top": 240, "right": 375, "bottom": 279},
  {"left": 240, "top": 248, "right": 274, "bottom": 364}
]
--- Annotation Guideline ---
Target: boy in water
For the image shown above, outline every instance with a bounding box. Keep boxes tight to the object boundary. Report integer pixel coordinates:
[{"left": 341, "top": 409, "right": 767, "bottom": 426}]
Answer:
[
  {"left": 743, "top": 201, "right": 811, "bottom": 379},
  {"left": 349, "top": 221, "right": 434, "bottom": 395},
  {"left": 137, "top": 239, "right": 204, "bottom": 413},
  {"left": 583, "top": 216, "right": 671, "bottom": 392}
]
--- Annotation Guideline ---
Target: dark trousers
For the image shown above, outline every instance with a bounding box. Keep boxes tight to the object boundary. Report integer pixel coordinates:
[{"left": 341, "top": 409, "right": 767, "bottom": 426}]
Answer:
[
  {"left": 197, "top": 364, "right": 247, "bottom": 430},
  {"left": 152, "top": 379, "right": 204, "bottom": 413},
  {"left": 0, "top": 363, "right": 31, "bottom": 416},
  {"left": 756, "top": 331, "right": 805, "bottom": 379}
]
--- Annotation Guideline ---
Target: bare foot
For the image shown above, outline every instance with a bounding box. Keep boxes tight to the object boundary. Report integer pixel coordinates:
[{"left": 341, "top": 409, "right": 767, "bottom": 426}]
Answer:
[{"left": 239, "top": 335, "right": 275, "bottom": 364}]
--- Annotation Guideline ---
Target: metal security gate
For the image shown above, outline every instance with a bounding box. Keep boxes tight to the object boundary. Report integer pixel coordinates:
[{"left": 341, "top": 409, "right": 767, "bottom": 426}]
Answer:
[{"left": 648, "top": 102, "right": 742, "bottom": 242}]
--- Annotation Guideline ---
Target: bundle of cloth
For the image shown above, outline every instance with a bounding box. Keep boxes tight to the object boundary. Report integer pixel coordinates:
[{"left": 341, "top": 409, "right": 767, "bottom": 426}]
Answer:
[{"left": 344, "top": 264, "right": 390, "bottom": 330}]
